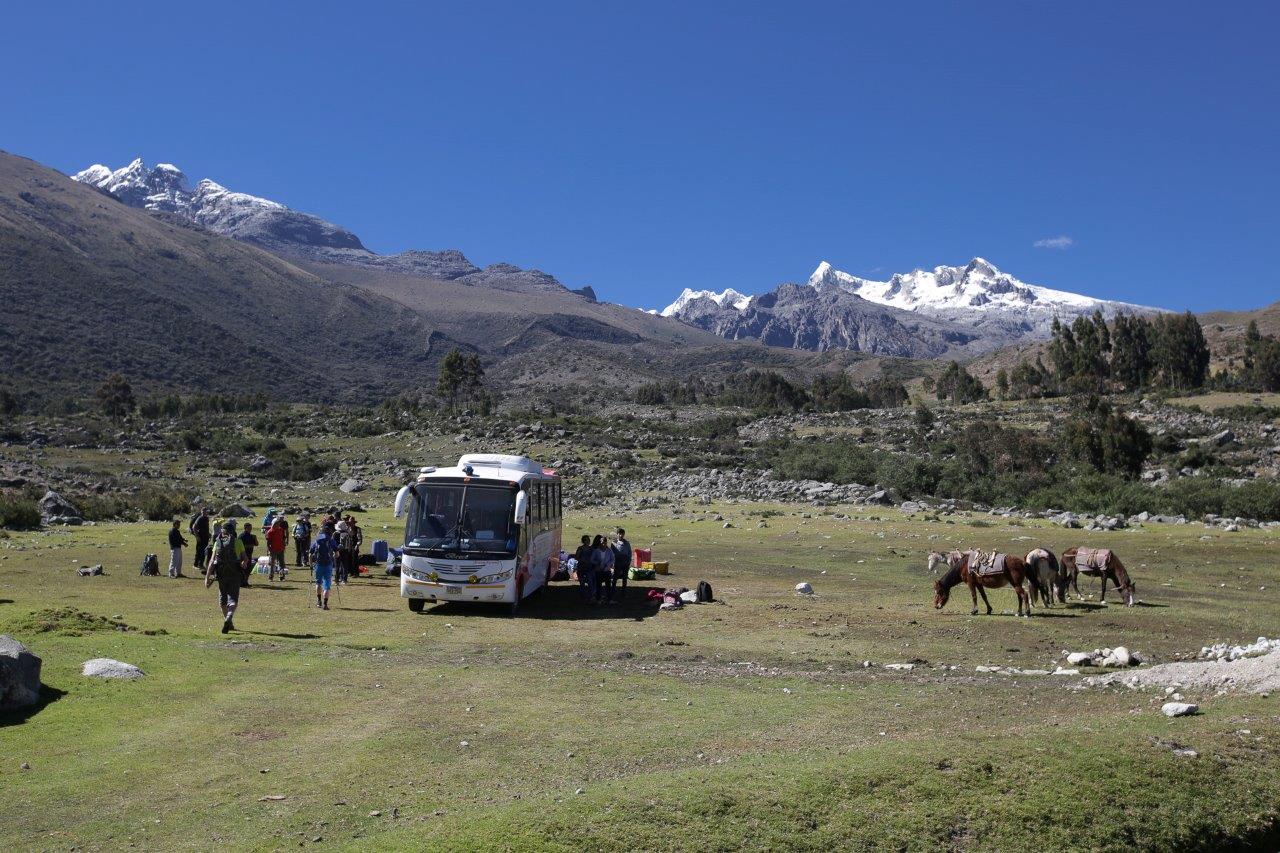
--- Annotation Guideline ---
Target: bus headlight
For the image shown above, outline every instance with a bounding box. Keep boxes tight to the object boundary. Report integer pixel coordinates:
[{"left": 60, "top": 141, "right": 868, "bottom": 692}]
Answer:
[{"left": 481, "top": 569, "right": 514, "bottom": 583}]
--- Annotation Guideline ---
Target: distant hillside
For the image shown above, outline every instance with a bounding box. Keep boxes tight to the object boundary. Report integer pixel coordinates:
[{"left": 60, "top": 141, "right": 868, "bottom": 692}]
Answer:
[{"left": 0, "top": 151, "right": 444, "bottom": 402}]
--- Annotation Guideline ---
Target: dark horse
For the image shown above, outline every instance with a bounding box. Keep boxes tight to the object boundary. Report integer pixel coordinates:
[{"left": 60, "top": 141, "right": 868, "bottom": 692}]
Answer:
[
  {"left": 931, "top": 550, "right": 1032, "bottom": 617},
  {"left": 1060, "top": 546, "right": 1137, "bottom": 606}
]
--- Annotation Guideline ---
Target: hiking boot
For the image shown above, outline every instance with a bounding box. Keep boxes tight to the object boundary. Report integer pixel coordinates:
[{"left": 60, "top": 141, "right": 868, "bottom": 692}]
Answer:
[
  {"left": 322, "top": 602, "right": 329, "bottom": 610},
  {"left": 221, "top": 617, "right": 232, "bottom": 634}
]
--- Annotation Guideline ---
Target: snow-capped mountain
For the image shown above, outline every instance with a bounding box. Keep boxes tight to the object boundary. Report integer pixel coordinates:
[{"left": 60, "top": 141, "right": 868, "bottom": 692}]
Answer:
[
  {"left": 71, "top": 159, "right": 581, "bottom": 295},
  {"left": 806, "top": 258, "right": 1154, "bottom": 336},
  {"left": 660, "top": 287, "right": 751, "bottom": 317},
  {"left": 661, "top": 258, "right": 1159, "bottom": 355}
]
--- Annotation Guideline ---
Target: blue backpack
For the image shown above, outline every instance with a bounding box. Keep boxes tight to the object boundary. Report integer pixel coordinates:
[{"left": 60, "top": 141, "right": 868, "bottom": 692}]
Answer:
[{"left": 311, "top": 533, "right": 336, "bottom": 565}]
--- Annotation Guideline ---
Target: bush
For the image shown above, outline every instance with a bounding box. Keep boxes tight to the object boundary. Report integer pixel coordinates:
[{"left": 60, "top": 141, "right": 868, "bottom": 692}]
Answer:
[{"left": 0, "top": 492, "right": 41, "bottom": 529}]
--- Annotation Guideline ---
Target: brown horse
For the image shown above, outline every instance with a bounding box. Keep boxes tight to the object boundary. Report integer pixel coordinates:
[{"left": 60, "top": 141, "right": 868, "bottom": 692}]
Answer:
[
  {"left": 1061, "top": 546, "right": 1136, "bottom": 606},
  {"left": 931, "top": 550, "right": 1032, "bottom": 617}
]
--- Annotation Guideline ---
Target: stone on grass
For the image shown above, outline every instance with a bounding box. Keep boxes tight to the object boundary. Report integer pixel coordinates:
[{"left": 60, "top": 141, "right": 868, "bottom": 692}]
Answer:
[
  {"left": 0, "top": 635, "right": 41, "bottom": 711},
  {"left": 1161, "top": 702, "right": 1199, "bottom": 718},
  {"left": 1066, "top": 652, "right": 1095, "bottom": 667},
  {"left": 82, "top": 658, "right": 145, "bottom": 679},
  {"left": 340, "top": 478, "right": 368, "bottom": 494},
  {"left": 38, "top": 490, "right": 80, "bottom": 520},
  {"left": 794, "top": 582, "right": 814, "bottom": 595},
  {"left": 219, "top": 503, "right": 253, "bottom": 518}
]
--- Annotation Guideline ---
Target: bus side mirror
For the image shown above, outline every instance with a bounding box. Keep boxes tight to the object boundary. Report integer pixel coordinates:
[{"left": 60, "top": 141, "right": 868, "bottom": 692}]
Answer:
[
  {"left": 394, "top": 485, "right": 412, "bottom": 519},
  {"left": 513, "top": 491, "right": 528, "bottom": 524}
]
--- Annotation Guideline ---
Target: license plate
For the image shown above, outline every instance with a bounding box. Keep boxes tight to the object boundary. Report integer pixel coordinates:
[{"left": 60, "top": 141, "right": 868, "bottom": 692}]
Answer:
[{"left": 446, "top": 586, "right": 462, "bottom": 595}]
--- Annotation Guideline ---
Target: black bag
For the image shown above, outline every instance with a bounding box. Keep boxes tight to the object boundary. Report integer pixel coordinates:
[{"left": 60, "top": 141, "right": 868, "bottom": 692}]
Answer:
[
  {"left": 140, "top": 554, "right": 160, "bottom": 576},
  {"left": 696, "top": 580, "right": 713, "bottom": 603},
  {"left": 212, "top": 536, "right": 242, "bottom": 582}
]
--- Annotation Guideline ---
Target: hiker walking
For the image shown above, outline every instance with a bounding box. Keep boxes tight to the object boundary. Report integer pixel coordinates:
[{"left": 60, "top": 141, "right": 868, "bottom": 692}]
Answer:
[
  {"left": 239, "top": 522, "right": 259, "bottom": 586},
  {"left": 610, "top": 528, "right": 632, "bottom": 601},
  {"left": 293, "top": 513, "right": 312, "bottom": 569},
  {"left": 168, "top": 519, "right": 189, "bottom": 578},
  {"left": 189, "top": 507, "right": 211, "bottom": 572},
  {"left": 310, "top": 521, "right": 338, "bottom": 609},
  {"left": 574, "top": 535, "right": 594, "bottom": 603},
  {"left": 266, "top": 516, "right": 288, "bottom": 581},
  {"left": 334, "top": 520, "right": 351, "bottom": 585},
  {"left": 204, "top": 520, "right": 247, "bottom": 633}
]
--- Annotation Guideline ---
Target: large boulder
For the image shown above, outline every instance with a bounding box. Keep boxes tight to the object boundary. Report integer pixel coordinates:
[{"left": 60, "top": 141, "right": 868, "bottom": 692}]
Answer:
[
  {"left": 38, "top": 490, "right": 80, "bottom": 520},
  {"left": 219, "top": 503, "right": 253, "bottom": 518},
  {"left": 82, "top": 658, "right": 145, "bottom": 679},
  {"left": 0, "top": 635, "right": 42, "bottom": 710},
  {"left": 340, "top": 478, "right": 368, "bottom": 494}
]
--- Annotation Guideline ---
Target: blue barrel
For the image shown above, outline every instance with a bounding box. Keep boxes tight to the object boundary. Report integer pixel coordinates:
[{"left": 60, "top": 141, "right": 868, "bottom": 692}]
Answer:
[{"left": 372, "top": 539, "right": 389, "bottom": 563}]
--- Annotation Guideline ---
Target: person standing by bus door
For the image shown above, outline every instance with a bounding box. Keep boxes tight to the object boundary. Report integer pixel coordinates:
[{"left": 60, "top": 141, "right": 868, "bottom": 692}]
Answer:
[{"left": 574, "top": 535, "right": 594, "bottom": 603}]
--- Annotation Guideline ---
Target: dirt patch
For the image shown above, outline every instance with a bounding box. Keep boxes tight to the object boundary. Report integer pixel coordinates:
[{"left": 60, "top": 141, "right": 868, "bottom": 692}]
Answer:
[{"left": 1085, "top": 648, "right": 1280, "bottom": 695}]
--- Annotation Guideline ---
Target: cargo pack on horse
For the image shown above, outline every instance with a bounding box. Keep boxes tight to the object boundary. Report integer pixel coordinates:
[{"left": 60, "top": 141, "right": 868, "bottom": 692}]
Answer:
[
  {"left": 931, "top": 549, "right": 1032, "bottom": 617},
  {"left": 1061, "top": 546, "right": 1136, "bottom": 606},
  {"left": 1023, "top": 547, "right": 1064, "bottom": 607}
]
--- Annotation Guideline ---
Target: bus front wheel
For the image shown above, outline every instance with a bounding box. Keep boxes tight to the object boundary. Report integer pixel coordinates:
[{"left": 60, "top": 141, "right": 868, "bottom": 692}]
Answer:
[{"left": 408, "top": 598, "right": 425, "bottom": 613}]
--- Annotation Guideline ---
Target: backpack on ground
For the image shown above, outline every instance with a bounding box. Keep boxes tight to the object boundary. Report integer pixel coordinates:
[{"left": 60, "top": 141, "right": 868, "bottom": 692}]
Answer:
[
  {"left": 140, "top": 554, "right": 160, "bottom": 576},
  {"left": 695, "top": 580, "right": 714, "bottom": 603}
]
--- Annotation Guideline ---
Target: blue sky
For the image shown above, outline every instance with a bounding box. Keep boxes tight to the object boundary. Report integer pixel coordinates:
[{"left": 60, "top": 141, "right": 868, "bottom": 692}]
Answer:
[{"left": 3, "top": 1, "right": 1276, "bottom": 311}]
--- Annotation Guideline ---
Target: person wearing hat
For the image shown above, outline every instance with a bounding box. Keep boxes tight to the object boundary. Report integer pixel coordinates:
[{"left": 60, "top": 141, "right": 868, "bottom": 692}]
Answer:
[
  {"left": 293, "top": 513, "right": 312, "bottom": 570},
  {"left": 334, "top": 519, "right": 350, "bottom": 585},
  {"left": 309, "top": 521, "right": 338, "bottom": 609},
  {"left": 266, "top": 516, "right": 289, "bottom": 581},
  {"left": 205, "top": 520, "right": 248, "bottom": 633}
]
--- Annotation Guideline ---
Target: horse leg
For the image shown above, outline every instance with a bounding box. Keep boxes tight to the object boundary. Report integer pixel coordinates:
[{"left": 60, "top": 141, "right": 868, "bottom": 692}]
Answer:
[
  {"left": 977, "top": 585, "right": 993, "bottom": 615},
  {"left": 1020, "top": 582, "right": 1030, "bottom": 617},
  {"left": 1099, "top": 573, "right": 1107, "bottom": 603},
  {"left": 969, "top": 582, "right": 979, "bottom": 616}
]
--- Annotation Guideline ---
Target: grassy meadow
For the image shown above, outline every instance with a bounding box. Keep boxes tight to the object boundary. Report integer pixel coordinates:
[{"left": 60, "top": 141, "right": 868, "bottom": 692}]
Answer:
[{"left": 2, "top": 502, "right": 1279, "bottom": 851}]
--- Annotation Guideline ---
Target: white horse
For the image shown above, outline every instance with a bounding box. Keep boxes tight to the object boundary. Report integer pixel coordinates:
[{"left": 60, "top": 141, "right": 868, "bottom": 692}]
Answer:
[{"left": 1023, "top": 547, "right": 1063, "bottom": 607}]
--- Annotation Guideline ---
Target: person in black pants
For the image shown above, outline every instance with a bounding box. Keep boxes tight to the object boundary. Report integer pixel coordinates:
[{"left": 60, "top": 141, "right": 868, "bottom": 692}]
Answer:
[
  {"left": 610, "top": 528, "right": 633, "bottom": 601},
  {"left": 293, "top": 514, "right": 312, "bottom": 569},
  {"left": 190, "top": 507, "right": 211, "bottom": 573}
]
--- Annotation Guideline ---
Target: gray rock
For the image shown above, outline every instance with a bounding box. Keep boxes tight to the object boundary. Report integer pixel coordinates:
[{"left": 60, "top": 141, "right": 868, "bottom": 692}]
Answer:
[
  {"left": 0, "top": 635, "right": 42, "bottom": 710},
  {"left": 249, "top": 455, "right": 272, "bottom": 472},
  {"left": 1161, "top": 702, "right": 1198, "bottom": 718},
  {"left": 219, "top": 503, "right": 253, "bottom": 518},
  {"left": 339, "top": 478, "right": 368, "bottom": 494},
  {"left": 795, "top": 582, "right": 814, "bottom": 595},
  {"left": 1209, "top": 429, "right": 1235, "bottom": 447},
  {"left": 38, "top": 490, "right": 80, "bottom": 520},
  {"left": 81, "top": 658, "right": 145, "bottom": 679}
]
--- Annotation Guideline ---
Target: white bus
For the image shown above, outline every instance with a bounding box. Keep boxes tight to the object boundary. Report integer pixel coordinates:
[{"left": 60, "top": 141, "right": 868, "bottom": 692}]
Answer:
[{"left": 393, "top": 454, "right": 562, "bottom": 616}]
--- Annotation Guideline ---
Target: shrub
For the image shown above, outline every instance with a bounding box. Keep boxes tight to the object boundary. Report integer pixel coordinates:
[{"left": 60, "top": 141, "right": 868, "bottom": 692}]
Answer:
[{"left": 0, "top": 492, "right": 41, "bottom": 529}]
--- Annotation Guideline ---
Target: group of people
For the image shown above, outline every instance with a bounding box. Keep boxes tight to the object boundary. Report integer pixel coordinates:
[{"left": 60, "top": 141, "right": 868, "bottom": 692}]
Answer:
[
  {"left": 570, "top": 528, "right": 633, "bottom": 605},
  {"left": 171, "top": 506, "right": 368, "bottom": 633}
]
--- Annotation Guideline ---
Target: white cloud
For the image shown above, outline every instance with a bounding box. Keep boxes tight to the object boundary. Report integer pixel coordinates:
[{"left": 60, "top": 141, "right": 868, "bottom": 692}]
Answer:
[{"left": 1033, "top": 235, "right": 1074, "bottom": 250}]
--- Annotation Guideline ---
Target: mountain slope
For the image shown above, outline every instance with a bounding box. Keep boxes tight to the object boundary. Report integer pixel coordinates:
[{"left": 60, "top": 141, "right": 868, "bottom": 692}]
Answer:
[
  {"left": 1, "top": 151, "right": 443, "bottom": 401},
  {"left": 73, "top": 159, "right": 579, "bottom": 295}
]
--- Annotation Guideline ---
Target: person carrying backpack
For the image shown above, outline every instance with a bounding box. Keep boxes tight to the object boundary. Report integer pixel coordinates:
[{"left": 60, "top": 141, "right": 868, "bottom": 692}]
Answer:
[
  {"left": 310, "top": 521, "right": 338, "bottom": 609},
  {"left": 168, "top": 519, "right": 189, "bottom": 578},
  {"left": 189, "top": 507, "right": 211, "bottom": 572},
  {"left": 265, "top": 516, "right": 288, "bottom": 581},
  {"left": 239, "top": 522, "right": 259, "bottom": 586},
  {"left": 293, "top": 514, "right": 312, "bottom": 568},
  {"left": 204, "top": 520, "right": 247, "bottom": 633}
]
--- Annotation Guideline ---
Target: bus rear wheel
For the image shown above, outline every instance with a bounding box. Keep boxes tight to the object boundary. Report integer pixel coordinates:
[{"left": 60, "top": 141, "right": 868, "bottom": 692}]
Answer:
[{"left": 408, "top": 598, "right": 425, "bottom": 613}]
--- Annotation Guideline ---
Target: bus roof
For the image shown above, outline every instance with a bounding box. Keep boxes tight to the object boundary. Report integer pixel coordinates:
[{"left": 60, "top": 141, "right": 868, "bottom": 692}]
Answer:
[{"left": 415, "top": 454, "right": 557, "bottom": 484}]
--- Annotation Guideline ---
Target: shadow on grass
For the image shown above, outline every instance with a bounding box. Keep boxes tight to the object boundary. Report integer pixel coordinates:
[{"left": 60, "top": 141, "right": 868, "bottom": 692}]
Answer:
[
  {"left": 0, "top": 684, "right": 67, "bottom": 727},
  {"left": 337, "top": 607, "right": 395, "bottom": 613},
  {"left": 1031, "top": 611, "right": 1081, "bottom": 618},
  {"left": 0, "top": 599, "right": 13, "bottom": 605},
  {"left": 417, "top": 584, "right": 664, "bottom": 621},
  {"left": 1133, "top": 601, "right": 1169, "bottom": 608},
  {"left": 242, "top": 631, "right": 321, "bottom": 640}
]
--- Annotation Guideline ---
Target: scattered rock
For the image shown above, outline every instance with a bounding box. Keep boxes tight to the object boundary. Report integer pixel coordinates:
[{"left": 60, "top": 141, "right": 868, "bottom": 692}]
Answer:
[
  {"left": 0, "top": 635, "right": 41, "bottom": 711},
  {"left": 1161, "top": 702, "right": 1199, "bottom": 718},
  {"left": 81, "top": 658, "right": 145, "bottom": 679},
  {"left": 340, "top": 478, "right": 368, "bottom": 494}
]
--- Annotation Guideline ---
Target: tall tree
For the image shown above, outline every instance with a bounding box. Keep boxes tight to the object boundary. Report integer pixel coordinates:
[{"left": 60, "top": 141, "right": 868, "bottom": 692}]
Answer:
[
  {"left": 436, "top": 349, "right": 466, "bottom": 410},
  {"left": 1110, "top": 313, "right": 1152, "bottom": 391},
  {"left": 1152, "top": 312, "right": 1210, "bottom": 390},
  {"left": 96, "top": 373, "right": 135, "bottom": 420},
  {"left": 935, "top": 361, "right": 987, "bottom": 404}
]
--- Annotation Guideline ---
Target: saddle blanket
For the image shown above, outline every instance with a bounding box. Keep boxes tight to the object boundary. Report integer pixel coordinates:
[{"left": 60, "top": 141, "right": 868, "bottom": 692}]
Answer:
[
  {"left": 1076, "top": 547, "right": 1111, "bottom": 570},
  {"left": 969, "top": 551, "right": 1006, "bottom": 576}
]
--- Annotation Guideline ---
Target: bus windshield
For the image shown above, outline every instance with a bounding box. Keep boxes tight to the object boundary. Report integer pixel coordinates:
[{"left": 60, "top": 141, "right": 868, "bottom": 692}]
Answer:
[{"left": 406, "top": 482, "right": 517, "bottom": 555}]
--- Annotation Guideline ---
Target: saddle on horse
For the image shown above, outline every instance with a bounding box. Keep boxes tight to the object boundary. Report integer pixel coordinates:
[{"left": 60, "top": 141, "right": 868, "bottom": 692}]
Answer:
[
  {"left": 968, "top": 550, "right": 1006, "bottom": 576},
  {"left": 1076, "top": 547, "right": 1111, "bottom": 571}
]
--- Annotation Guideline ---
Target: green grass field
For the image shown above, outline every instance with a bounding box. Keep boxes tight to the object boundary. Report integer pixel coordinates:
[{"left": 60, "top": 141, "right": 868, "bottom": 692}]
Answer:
[{"left": 3, "top": 504, "right": 1279, "bottom": 851}]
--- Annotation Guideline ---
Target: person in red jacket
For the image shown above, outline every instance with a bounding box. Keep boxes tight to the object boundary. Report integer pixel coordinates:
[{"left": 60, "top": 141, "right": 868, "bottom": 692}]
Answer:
[{"left": 265, "top": 516, "right": 289, "bottom": 581}]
